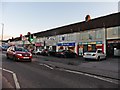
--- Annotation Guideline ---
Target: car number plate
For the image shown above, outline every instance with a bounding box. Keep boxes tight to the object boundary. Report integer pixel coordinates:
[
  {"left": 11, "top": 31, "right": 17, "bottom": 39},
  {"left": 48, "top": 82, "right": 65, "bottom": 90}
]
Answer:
[{"left": 23, "top": 57, "right": 29, "bottom": 59}]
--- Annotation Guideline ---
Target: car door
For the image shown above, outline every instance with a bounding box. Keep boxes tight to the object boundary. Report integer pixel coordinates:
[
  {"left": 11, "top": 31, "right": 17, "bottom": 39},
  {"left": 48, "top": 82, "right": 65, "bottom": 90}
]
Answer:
[
  {"left": 97, "top": 50, "right": 104, "bottom": 59},
  {"left": 9, "top": 47, "right": 14, "bottom": 59},
  {"left": 8, "top": 47, "right": 14, "bottom": 59}
]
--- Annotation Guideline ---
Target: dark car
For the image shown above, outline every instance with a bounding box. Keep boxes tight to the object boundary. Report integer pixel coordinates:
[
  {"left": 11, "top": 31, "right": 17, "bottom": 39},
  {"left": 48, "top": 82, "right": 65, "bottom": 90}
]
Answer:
[
  {"left": 6, "top": 46, "right": 32, "bottom": 62},
  {"left": 55, "top": 50, "right": 78, "bottom": 58},
  {"left": 41, "top": 49, "right": 56, "bottom": 56},
  {"left": 41, "top": 49, "right": 49, "bottom": 56},
  {"left": 48, "top": 50, "right": 56, "bottom": 56}
]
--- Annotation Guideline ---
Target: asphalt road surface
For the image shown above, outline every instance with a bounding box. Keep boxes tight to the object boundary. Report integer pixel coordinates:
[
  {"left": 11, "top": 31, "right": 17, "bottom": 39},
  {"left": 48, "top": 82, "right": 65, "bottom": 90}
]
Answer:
[{"left": 1, "top": 53, "right": 118, "bottom": 88}]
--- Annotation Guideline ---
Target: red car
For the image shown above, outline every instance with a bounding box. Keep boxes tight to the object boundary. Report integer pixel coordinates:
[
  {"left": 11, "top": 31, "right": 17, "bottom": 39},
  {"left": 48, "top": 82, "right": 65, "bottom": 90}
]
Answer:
[{"left": 6, "top": 46, "right": 32, "bottom": 62}]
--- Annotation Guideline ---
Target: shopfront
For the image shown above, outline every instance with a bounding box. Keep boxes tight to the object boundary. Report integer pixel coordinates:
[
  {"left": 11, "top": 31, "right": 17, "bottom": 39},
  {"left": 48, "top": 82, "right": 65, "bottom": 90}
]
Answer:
[
  {"left": 79, "top": 41, "right": 104, "bottom": 56},
  {"left": 107, "top": 39, "right": 120, "bottom": 57},
  {"left": 57, "top": 42, "right": 76, "bottom": 52},
  {"left": 35, "top": 42, "right": 44, "bottom": 51}
]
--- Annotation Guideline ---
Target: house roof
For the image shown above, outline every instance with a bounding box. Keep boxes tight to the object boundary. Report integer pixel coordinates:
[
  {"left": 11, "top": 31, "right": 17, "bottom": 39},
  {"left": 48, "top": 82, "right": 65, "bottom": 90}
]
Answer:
[
  {"left": 34, "top": 12, "right": 120, "bottom": 37},
  {"left": 12, "top": 12, "right": 120, "bottom": 41}
]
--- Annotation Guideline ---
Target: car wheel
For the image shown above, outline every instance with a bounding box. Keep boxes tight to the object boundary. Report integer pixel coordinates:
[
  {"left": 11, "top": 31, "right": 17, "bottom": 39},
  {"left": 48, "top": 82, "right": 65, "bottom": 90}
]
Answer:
[
  {"left": 29, "top": 59, "right": 32, "bottom": 62},
  {"left": 85, "top": 58, "right": 88, "bottom": 60},
  {"left": 104, "top": 57, "right": 106, "bottom": 60},
  {"left": 64, "top": 55, "right": 67, "bottom": 58},
  {"left": 47, "top": 53, "right": 50, "bottom": 56},
  {"left": 13, "top": 56, "right": 17, "bottom": 61},
  {"left": 74, "top": 54, "right": 78, "bottom": 58},
  {"left": 97, "top": 56, "right": 100, "bottom": 61}
]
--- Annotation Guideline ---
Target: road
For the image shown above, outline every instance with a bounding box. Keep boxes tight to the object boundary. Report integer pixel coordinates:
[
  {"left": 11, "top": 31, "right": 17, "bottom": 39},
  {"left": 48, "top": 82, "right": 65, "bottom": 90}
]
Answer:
[{"left": 1, "top": 52, "right": 118, "bottom": 88}]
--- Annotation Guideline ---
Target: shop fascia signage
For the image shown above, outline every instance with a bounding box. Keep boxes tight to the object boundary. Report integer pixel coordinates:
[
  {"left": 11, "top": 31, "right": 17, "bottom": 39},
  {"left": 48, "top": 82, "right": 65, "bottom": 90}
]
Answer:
[
  {"left": 108, "top": 40, "right": 120, "bottom": 43},
  {"left": 79, "top": 41, "right": 102, "bottom": 45},
  {"left": 57, "top": 42, "right": 75, "bottom": 46},
  {"left": 35, "top": 43, "right": 41, "bottom": 46}
]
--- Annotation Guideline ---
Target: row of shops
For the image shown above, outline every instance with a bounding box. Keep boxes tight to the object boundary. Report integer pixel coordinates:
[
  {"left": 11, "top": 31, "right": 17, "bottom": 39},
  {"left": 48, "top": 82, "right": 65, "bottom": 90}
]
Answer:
[
  {"left": 32, "top": 39, "right": 120, "bottom": 57},
  {"left": 9, "top": 13, "right": 120, "bottom": 57},
  {"left": 6, "top": 38, "right": 120, "bottom": 57}
]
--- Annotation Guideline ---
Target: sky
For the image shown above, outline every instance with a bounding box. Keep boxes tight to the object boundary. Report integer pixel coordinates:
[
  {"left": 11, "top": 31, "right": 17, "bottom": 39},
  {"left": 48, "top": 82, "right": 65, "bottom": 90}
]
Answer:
[{"left": 0, "top": 0, "right": 119, "bottom": 40}]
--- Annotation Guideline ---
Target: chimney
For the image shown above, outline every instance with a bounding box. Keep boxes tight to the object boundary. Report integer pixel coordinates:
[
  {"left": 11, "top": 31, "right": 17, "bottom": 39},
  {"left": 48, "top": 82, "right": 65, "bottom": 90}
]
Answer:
[{"left": 85, "top": 15, "right": 91, "bottom": 22}]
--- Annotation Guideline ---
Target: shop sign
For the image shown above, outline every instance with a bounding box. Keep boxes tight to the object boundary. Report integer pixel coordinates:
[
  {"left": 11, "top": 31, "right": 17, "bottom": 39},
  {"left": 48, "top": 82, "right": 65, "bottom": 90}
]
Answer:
[
  {"left": 88, "top": 42, "right": 96, "bottom": 44},
  {"left": 108, "top": 40, "right": 120, "bottom": 43},
  {"left": 57, "top": 42, "right": 75, "bottom": 46},
  {"left": 35, "top": 43, "right": 41, "bottom": 46},
  {"left": 79, "top": 42, "right": 82, "bottom": 45},
  {"left": 80, "top": 42, "right": 88, "bottom": 45},
  {"left": 79, "top": 41, "right": 102, "bottom": 45},
  {"left": 96, "top": 41, "right": 102, "bottom": 44},
  {"left": 96, "top": 44, "right": 102, "bottom": 46}
]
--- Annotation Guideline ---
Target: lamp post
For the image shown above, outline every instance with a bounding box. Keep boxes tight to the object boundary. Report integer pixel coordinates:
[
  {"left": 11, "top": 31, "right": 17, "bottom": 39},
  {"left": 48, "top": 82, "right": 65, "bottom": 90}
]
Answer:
[
  {"left": 103, "top": 23, "right": 107, "bottom": 55},
  {"left": 1, "top": 23, "right": 4, "bottom": 45}
]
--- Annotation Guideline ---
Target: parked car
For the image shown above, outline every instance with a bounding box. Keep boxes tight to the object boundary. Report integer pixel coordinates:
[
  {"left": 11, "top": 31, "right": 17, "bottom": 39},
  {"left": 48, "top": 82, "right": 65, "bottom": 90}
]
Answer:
[
  {"left": 48, "top": 50, "right": 56, "bottom": 56},
  {"left": 0, "top": 46, "right": 2, "bottom": 51},
  {"left": 32, "top": 49, "right": 43, "bottom": 55},
  {"left": 2, "top": 45, "right": 10, "bottom": 51},
  {"left": 40, "top": 49, "right": 56, "bottom": 56},
  {"left": 55, "top": 50, "right": 78, "bottom": 58},
  {"left": 6, "top": 46, "right": 32, "bottom": 62},
  {"left": 41, "top": 49, "right": 49, "bottom": 56},
  {"left": 83, "top": 49, "right": 106, "bottom": 61}
]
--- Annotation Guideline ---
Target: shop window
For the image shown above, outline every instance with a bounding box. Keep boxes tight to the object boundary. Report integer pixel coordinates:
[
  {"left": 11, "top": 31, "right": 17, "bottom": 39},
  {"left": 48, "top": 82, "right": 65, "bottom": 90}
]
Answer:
[
  {"left": 79, "top": 45, "right": 83, "bottom": 55},
  {"left": 82, "top": 33, "right": 88, "bottom": 40},
  {"left": 96, "top": 44, "right": 102, "bottom": 49},
  {"left": 62, "top": 37, "right": 65, "bottom": 41},
  {"left": 83, "top": 45, "right": 88, "bottom": 53},
  {"left": 68, "top": 46, "right": 75, "bottom": 52},
  {"left": 58, "top": 46, "right": 64, "bottom": 50},
  {"left": 88, "top": 44, "right": 96, "bottom": 51},
  {"left": 97, "top": 50, "right": 102, "bottom": 53},
  {"left": 96, "top": 30, "right": 102, "bottom": 39},
  {"left": 88, "top": 45, "right": 92, "bottom": 51},
  {"left": 112, "top": 28, "right": 117, "bottom": 35}
]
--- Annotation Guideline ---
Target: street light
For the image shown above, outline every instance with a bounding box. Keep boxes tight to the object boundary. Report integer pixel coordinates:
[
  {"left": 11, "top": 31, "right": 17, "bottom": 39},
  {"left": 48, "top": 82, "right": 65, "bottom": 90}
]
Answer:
[
  {"left": 103, "top": 23, "right": 107, "bottom": 55},
  {"left": 1, "top": 23, "right": 4, "bottom": 45}
]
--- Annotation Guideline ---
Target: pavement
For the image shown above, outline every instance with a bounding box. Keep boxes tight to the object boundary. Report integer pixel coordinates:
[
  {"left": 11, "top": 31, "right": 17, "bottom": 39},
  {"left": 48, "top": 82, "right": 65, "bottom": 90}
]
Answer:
[
  {"left": 34, "top": 55, "right": 120, "bottom": 80},
  {"left": 0, "top": 72, "right": 14, "bottom": 89}
]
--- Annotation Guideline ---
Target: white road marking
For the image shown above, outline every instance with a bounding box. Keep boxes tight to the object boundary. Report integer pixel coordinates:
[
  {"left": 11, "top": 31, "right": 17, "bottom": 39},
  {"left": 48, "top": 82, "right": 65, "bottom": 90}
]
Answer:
[
  {"left": 12, "top": 73, "right": 20, "bottom": 89},
  {"left": 39, "top": 63, "right": 119, "bottom": 84},
  {"left": 39, "top": 63, "right": 53, "bottom": 70},
  {"left": 43, "top": 64, "right": 54, "bottom": 70},
  {"left": 0, "top": 67, "right": 20, "bottom": 89},
  {"left": 60, "top": 69, "right": 119, "bottom": 85},
  {"left": 39, "top": 63, "right": 44, "bottom": 66}
]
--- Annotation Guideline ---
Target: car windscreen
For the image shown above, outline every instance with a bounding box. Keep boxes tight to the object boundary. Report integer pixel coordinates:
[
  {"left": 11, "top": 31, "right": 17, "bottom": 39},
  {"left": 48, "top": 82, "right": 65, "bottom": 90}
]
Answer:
[
  {"left": 58, "top": 50, "right": 65, "bottom": 52},
  {"left": 87, "top": 50, "right": 96, "bottom": 52},
  {"left": 15, "top": 47, "right": 28, "bottom": 52}
]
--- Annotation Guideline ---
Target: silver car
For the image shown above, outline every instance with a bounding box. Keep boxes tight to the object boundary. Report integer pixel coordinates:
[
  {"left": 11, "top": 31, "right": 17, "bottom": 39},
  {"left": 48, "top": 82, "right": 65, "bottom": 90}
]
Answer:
[
  {"left": 32, "top": 49, "right": 43, "bottom": 55},
  {"left": 83, "top": 49, "right": 106, "bottom": 61}
]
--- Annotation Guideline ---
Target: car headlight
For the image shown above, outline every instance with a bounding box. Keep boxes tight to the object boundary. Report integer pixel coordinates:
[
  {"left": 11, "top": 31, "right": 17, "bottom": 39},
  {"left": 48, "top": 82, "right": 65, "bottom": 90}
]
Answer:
[
  {"left": 17, "top": 54, "right": 22, "bottom": 56},
  {"left": 30, "top": 53, "right": 32, "bottom": 56}
]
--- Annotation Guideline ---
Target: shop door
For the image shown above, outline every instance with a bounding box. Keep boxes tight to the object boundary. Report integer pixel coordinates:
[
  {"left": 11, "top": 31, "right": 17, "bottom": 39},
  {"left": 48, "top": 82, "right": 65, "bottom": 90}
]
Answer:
[
  {"left": 107, "top": 44, "right": 114, "bottom": 57},
  {"left": 52, "top": 46, "right": 56, "bottom": 51},
  {"left": 83, "top": 45, "right": 88, "bottom": 53}
]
